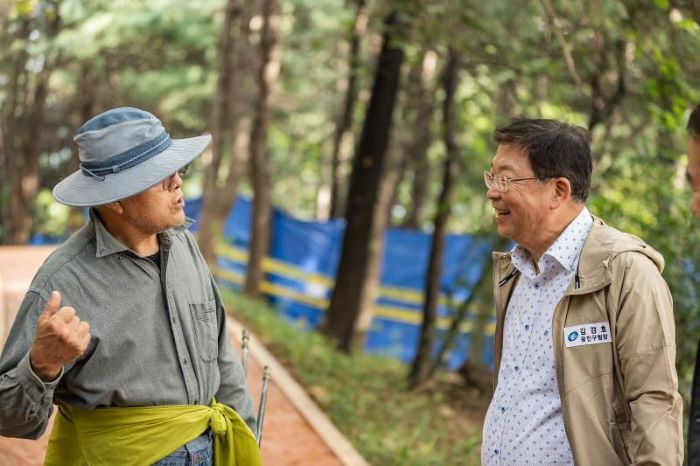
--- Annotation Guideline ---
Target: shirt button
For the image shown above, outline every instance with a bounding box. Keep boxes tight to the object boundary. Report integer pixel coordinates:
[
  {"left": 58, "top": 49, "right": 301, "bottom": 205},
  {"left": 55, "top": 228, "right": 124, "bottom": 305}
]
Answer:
[
  {"left": 171, "top": 317, "right": 176, "bottom": 324},
  {"left": 534, "top": 283, "right": 540, "bottom": 288},
  {"left": 514, "top": 366, "right": 519, "bottom": 371},
  {"left": 494, "top": 449, "right": 499, "bottom": 454},
  {"left": 183, "top": 359, "right": 189, "bottom": 365}
]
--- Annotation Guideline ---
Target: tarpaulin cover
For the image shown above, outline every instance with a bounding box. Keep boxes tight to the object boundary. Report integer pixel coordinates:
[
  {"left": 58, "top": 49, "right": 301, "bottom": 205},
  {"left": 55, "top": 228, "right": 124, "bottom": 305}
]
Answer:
[{"left": 185, "top": 197, "right": 495, "bottom": 370}]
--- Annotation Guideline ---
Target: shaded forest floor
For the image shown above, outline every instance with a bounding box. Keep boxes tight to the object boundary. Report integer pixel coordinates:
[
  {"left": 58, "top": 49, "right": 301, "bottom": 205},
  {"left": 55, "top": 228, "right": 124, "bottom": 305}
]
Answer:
[{"left": 226, "top": 291, "right": 491, "bottom": 466}]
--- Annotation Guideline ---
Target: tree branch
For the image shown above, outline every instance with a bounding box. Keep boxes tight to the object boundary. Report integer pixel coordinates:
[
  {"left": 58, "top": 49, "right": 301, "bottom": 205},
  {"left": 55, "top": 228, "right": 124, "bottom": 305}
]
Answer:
[{"left": 539, "top": 0, "right": 584, "bottom": 88}]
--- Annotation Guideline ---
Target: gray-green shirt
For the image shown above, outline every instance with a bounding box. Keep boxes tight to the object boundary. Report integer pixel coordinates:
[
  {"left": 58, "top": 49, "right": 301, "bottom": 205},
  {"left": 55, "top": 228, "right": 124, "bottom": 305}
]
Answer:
[{"left": 0, "top": 211, "right": 256, "bottom": 438}]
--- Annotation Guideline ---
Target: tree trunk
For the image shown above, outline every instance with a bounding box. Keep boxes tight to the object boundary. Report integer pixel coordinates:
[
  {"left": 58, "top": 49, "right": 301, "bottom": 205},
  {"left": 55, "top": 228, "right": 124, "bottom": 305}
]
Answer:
[
  {"left": 198, "top": 0, "right": 256, "bottom": 267},
  {"left": 66, "top": 65, "right": 102, "bottom": 233},
  {"left": 5, "top": 4, "right": 60, "bottom": 244},
  {"left": 534, "top": 74, "right": 548, "bottom": 116},
  {"left": 587, "top": 37, "right": 627, "bottom": 133},
  {"left": 408, "top": 48, "right": 460, "bottom": 388},
  {"left": 354, "top": 132, "right": 405, "bottom": 345},
  {"left": 355, "top": 52, "right": 437, "bottom": 333},
  {"left": 316, "top": 132, "right": 333, "bottom": 220},
  {"left": 322, "top": 11, "right": 406, "bottom": 351},
  {"left": 497, "top": 78, "right": 519, "bottom": 119},
  {"left": 4, "top": 17, "right": 30, "bottom": 244},
  {"left": 468, "top": 236, "right": 509, "bottom": 364},
  {"left": 400, "top": 50, "right": 438, "bottom": 230},
  {"left": 328, "top": 0, "right": 367, "bottom": 219},
  {"left": 428, "top": 258, "right": 489, "bottom": 377},
  {"left": 208, "top": 0, "right": 240, "bottom": 183},
  {"left": 429, "top": 235, "right": 509, "bottom": 377},
  {"left": 244, "top": 0, "right": 281, "bottom": 297}
]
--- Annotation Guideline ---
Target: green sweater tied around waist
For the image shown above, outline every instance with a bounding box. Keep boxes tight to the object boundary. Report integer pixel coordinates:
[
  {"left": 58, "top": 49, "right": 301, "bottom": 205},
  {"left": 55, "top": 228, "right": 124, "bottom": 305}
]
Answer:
[{"left": 44, "top": 399, "right": 262, "bottom": 466}]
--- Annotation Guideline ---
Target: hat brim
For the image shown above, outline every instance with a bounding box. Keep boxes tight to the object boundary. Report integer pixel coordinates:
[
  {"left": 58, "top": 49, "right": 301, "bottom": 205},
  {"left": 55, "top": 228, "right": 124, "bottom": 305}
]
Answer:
[{"left": 53, "top": 134, "right": 212, "bottom": 207}]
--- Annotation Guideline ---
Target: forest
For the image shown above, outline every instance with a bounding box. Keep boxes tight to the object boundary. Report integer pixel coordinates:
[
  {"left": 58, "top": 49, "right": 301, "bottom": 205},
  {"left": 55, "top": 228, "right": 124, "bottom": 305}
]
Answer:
[{"left": 2, "top": 0, "right": 700, "bottom": 456}]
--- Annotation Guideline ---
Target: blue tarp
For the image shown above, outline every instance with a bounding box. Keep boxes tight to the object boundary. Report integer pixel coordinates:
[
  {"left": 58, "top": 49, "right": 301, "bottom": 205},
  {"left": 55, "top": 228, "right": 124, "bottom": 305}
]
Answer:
[{"left": 185, "top": 197, "right": 495, "bottom": 370}]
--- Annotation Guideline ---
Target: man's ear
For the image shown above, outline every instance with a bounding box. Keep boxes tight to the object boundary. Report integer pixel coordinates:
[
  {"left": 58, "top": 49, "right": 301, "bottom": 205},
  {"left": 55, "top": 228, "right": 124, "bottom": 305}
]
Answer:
[
  {"left": 101, "top": 201, "right": 124, "bottom": 215},
  {"left": 551, "top": 177, "right": 572, "bottom": 208}
]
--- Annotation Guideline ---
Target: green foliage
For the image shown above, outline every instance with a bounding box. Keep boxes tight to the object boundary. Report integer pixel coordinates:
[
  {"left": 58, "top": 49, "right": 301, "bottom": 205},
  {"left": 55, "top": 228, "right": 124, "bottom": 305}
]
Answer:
[
  {"left": 3, "top": 0, "right": 700, "bottom": 421},
  {"left": 225, "top": 290, "right": 483, "bottom": 466},
  {"left": 34, "top": 188, "right": 70, "bottom": 237}
]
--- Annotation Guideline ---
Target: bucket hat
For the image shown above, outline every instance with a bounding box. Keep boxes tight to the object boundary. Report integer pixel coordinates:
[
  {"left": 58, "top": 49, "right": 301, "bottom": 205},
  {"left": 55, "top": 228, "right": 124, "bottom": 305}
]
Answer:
[{"left": 53, "top": 107, "right": 211, "bottom": 207}]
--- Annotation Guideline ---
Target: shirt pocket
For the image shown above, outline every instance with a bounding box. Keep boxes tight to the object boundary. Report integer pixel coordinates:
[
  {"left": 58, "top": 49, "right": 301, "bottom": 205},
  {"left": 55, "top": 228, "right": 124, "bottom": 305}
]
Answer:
[{"left": 190, "top": 299, "right": 218, "bottom": 362}]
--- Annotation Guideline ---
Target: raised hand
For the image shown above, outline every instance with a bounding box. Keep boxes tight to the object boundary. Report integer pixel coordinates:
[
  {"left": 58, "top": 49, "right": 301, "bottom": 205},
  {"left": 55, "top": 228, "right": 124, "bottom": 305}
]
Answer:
[{"left": 29, "top": 291, "right": 91, "bottom": 381}]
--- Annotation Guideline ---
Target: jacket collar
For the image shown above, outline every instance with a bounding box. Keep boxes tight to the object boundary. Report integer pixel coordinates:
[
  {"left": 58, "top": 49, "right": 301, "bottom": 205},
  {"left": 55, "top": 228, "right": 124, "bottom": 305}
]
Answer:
[
  {"left": 510, "top": 207, "right": 593, "bottom": 278},
  {"left": 90, "top": 208, "right": 194, "bottom": 258},
  {"left": 493, "top": 216, "right": 664, "bottom": 296},
  {"left": 569, "top": 216, "right": 664, "bottom": 294}
]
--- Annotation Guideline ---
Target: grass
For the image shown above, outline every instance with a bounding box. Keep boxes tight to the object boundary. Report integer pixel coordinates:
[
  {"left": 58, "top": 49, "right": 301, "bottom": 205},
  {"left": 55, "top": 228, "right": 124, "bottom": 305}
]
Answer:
[{"left": 223, "top": 290, "right": 485, "bottom": 466}]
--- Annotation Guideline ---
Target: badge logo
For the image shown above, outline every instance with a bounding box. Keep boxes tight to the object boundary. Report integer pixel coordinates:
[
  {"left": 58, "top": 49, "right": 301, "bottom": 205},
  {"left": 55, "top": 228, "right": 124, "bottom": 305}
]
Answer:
[{"left": 567, "top": 331, "right": 579, "bottom": 342}]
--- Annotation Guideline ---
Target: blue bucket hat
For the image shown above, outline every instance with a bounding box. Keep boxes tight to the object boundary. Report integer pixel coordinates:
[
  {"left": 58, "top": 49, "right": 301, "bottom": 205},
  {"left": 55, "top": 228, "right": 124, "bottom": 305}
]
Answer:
[{"left": 53, "top": 107, "right": 211, "bottom": 207}]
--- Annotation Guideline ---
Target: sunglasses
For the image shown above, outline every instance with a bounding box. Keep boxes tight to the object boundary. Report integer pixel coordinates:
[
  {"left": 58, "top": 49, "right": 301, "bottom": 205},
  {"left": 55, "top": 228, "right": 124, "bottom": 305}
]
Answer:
[{"left": 162, "top": 164, "right": 190, "bottom": 191}]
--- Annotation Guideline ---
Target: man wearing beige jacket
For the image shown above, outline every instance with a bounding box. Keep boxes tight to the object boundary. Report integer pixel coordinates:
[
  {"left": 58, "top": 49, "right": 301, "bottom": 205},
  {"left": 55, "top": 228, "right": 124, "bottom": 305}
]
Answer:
[{"left": 481, "top": 117, "right": 683, "bottom": 465}]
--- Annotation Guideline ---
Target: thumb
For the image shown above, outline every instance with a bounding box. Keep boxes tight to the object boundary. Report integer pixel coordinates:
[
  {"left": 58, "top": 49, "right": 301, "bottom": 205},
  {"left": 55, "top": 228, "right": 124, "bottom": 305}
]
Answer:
[{"left": 42, "top": 291, "right": 62, "bottom": 317}]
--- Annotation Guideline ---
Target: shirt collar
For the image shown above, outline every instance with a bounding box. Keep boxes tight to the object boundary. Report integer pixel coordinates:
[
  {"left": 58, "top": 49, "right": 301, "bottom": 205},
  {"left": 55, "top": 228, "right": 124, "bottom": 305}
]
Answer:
[
  {"left": 511, "top": 207, "right": 593, "bottom": 277},
  {"left": 91, "top": 208, "right": 194, "bottom": 258}
]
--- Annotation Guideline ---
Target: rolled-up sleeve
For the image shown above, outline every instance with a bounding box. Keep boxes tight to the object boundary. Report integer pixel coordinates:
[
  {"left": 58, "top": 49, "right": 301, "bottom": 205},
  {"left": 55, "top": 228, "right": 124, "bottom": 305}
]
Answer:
[{"left": 0, "top": 291, "right": 63, "bottom": 438}]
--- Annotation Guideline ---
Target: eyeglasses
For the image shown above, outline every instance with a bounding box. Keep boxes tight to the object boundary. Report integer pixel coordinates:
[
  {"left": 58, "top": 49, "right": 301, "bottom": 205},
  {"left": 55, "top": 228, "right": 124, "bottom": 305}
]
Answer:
[
  {"left": 484, "top": 171, "right": 550, "bottom": 193},
  {"left": 162, "top": 164, "right": 190, "bottom": 191}
]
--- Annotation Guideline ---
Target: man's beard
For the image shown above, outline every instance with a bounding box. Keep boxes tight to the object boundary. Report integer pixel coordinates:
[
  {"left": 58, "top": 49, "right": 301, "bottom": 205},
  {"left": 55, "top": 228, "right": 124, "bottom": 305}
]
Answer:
[{"left": 125, "top": 209, "right": 183, "bottom": 235}]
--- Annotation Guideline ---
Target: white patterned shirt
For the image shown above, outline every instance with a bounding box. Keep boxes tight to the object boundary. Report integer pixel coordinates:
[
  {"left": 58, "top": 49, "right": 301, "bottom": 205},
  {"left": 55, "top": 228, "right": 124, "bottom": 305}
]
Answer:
[{"left": 482, "top": 207, "right": 594, "bottom": 465}]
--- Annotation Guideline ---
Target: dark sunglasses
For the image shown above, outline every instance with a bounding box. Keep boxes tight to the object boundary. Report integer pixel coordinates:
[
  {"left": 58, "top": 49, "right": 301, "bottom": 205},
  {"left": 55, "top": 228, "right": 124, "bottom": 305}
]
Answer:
[{"left": 162, "top": 164, "right": 190, "bottom": 190}]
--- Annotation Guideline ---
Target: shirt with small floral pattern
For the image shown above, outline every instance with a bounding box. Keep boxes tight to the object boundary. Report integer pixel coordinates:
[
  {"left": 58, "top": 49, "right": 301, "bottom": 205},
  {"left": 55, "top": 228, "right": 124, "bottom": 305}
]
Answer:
[{"left": 482, "top": 207, "right": 594, "bottom": 465}]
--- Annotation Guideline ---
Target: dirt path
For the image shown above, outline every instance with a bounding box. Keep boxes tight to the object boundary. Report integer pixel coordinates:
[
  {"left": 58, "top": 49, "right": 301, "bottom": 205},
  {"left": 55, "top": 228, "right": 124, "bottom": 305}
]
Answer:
[{"left": 0, "top": 246, "right": 347, "bottom": 466}]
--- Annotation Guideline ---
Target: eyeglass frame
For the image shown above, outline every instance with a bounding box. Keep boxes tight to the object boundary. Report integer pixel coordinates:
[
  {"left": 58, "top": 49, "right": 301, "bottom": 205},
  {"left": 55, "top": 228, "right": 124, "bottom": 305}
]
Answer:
[
  {"left": 161, "top": 164, "right": 190, "bottom": 191},
  {"left": 483, "top": 171, "right": 551, "bottom": 193}
]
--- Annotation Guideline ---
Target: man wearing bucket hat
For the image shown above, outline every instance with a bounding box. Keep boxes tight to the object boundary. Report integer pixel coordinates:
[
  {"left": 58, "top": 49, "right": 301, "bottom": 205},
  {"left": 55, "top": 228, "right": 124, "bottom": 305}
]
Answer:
[{"left": 0, "top": 108, "right": 261, "bottom": 465}]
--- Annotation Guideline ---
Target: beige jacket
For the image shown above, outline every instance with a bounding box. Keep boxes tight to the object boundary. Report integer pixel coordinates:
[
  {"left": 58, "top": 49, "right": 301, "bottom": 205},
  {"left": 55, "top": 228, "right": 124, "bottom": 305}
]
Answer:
[{"left": 492, "top": 217, "right": 683, "bottom": 465}]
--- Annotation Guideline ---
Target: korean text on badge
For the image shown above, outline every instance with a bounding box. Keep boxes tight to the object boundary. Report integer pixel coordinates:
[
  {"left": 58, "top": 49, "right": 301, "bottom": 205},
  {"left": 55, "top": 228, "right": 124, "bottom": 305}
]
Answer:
[{"left": 564, "top": 322, "right": 612, "bottom": 348}]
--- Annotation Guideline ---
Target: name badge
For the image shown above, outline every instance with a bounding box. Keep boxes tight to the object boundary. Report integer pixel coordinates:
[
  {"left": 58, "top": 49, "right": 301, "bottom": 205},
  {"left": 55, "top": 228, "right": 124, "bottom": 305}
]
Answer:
[{"left": 564, "top": 322, "right": 612, "bottom": 348}]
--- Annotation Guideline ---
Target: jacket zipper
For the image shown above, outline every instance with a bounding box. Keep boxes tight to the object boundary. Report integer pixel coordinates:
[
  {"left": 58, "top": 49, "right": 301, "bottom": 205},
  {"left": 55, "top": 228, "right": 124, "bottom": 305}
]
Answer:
[{"left": 499, "top": 268, "right": 518, "bottom": 287}]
